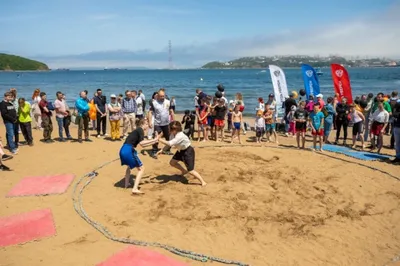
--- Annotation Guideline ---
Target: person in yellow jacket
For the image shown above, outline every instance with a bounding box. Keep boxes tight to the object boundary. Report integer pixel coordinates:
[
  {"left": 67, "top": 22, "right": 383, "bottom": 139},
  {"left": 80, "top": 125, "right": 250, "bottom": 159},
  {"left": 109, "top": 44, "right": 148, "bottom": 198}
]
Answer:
[{"left": 18, "top": 98, "right": 34, "bottom": 146}]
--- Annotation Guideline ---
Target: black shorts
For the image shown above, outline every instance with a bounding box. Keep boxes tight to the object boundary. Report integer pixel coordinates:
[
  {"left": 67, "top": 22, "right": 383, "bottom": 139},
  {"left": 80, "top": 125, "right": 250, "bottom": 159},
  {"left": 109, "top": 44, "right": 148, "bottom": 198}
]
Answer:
[
  {"left": 256, "top": 127, "right": 264, "bottom": 137},
  {"left": 352, "top": 121, "right": 363, "bottom": 135},
  {"left": 172, "top": 146, "right": 195, "bottom": 171},
  {"left": 295, "top": 122, "right": 307, "bottom": 131}
]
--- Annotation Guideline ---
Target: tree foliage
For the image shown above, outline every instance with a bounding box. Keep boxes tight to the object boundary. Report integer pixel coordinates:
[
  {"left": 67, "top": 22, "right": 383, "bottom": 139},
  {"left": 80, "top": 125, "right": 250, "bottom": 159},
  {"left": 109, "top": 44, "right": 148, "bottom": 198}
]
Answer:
[{"left": 0, "top": 53, "right": 49, "bottom": 71}]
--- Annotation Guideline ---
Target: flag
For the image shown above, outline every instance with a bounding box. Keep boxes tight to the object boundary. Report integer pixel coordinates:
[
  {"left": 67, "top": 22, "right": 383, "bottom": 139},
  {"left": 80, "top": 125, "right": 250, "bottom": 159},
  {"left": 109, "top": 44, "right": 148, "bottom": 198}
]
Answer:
[
  {"left": 331, "top": 64, "right": 353, "bottom": 104},
  {"left": 301, "top": 64, "right": 320, "bottom": 100},
  {"left": 269, "top": 65, "right": 289, "bottom": 118}
]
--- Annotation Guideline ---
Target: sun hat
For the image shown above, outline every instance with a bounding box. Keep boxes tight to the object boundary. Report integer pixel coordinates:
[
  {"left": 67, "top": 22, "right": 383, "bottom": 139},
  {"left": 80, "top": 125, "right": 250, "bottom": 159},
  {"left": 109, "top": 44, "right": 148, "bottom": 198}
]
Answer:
[
  {"left": 110, "top": 94, "right": 117, "bottom": 98},
  {"left": 316, "top": 93, "right": 323, "bottom": 98}
]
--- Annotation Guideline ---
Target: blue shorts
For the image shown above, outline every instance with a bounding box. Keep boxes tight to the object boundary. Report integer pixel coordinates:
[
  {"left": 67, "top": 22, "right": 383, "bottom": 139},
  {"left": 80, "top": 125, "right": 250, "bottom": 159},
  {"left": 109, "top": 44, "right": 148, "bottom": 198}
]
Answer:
[
  {"left": 233, "top": 122, "right": 241, "bottom": 130},
  {"left": 119, "top": 144, "right": 143, "bottom": 169},
  {"left": 265, "top": 123, "right": 275, "bottom": 132}
]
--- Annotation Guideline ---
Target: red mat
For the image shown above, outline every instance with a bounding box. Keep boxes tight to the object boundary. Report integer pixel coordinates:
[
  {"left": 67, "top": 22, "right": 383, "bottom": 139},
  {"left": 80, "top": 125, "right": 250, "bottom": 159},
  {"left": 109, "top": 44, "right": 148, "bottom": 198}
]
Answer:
[
  {"left": 0, "top": 209, "right": 56, "bottom": 247},
  {"left": 6, "top": 174, "right": 75, "bottom": 197},
  {"left": 97, "top": 246, "right": 188, "bottom": 266}
]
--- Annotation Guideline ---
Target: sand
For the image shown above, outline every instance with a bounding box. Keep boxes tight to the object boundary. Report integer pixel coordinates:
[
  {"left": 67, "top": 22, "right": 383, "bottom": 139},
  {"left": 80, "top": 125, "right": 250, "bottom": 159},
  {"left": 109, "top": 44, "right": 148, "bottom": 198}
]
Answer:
[{"left": 1, "top": 115, "right": 400, "bottom": 266}]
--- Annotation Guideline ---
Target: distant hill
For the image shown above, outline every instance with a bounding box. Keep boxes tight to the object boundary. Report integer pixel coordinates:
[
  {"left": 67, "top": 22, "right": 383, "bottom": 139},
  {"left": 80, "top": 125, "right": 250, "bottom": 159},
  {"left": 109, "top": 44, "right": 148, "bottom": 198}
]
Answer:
[
  {"left": 0, "top": 53, "right": 49, "bottom": 71},
  {"left": 201, "top": 55, "right": 400, "bottom": 69}
]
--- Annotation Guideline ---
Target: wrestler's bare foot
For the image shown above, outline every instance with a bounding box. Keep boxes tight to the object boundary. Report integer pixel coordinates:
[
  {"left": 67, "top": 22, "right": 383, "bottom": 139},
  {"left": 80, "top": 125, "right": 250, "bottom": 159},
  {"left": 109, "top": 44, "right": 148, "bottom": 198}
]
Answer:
[
  {"left": 201, "top": 182, "right": 207, "bottom": 187},
  {"left": 132, "top": 189, "right": 144, "bottom": 195}
]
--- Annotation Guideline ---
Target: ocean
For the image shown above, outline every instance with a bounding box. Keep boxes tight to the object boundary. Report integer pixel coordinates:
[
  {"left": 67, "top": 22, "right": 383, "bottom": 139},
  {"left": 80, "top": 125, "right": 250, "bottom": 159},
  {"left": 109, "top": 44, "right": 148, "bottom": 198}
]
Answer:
[{"left": 0, "top": 68, "right": 399, "bottom": 114}]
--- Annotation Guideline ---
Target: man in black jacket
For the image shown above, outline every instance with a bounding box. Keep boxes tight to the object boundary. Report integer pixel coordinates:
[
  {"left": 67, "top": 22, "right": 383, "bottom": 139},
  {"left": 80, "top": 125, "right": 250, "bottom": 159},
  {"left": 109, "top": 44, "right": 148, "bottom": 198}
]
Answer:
[
  {"left": 392, "top": 101, "right": 400, "bottom": 163},
  {"left": 0, "top": 92, "right": 18, "bottom": 154}
]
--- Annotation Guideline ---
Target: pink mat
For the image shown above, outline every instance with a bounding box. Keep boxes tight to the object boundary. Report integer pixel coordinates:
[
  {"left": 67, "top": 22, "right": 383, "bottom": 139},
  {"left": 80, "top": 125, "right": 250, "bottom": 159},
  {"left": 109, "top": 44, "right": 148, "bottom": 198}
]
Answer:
[
  {"left": 97, "top": 246, "right": 188, "bottom": 266},
  {"left": 0, "top": 209, "right": 56, "bottom": 247},
  {"left": 6, "top": 174, "right": 75, "bottom": 197}
]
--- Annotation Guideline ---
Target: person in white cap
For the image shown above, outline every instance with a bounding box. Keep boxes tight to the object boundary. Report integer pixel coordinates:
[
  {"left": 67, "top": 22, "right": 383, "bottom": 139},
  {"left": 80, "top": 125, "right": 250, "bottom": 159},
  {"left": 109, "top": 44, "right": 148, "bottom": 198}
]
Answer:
[
  {"left": 108, "top": 94, "right": 122, "bottom": 141},
  {"left": 316, "top": 94, "right": 325, "bottom": 109}
]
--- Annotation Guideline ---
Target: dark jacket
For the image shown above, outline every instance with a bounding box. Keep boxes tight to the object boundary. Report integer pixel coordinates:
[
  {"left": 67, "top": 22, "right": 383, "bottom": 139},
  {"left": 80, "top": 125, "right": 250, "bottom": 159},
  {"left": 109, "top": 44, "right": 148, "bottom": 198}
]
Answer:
[
  {"left": 0, "top": 100, "right": 17, "bottom": 123},
  {"left": 393, "top": 102, "right": 400, "bottom": 128},
  {"left": 336, "top": 103, "right": 350, "bottom": 121}
]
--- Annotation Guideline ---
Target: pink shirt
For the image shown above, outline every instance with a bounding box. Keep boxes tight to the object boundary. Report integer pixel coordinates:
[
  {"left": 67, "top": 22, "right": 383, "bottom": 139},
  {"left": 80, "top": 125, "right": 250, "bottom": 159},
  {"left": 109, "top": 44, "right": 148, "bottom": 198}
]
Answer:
[
  {"left": 54, "top": 99, "right": 66, "bottom": 118},
  {"left": 318, "top": 99, "right": 325, "bottom": 109}
]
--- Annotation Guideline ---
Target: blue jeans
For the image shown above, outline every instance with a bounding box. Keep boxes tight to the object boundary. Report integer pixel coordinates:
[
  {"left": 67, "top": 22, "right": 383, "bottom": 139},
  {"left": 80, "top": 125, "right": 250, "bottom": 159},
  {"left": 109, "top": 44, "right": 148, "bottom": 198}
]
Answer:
[
  {"left": 394, "top": 127, "right": 400, "bottom": 159},
  {"left": 324, "top": 120, "right": 333, "bottom": 137},
  {"left": 5, "top": 122, "right": 17, "bottom": 151},
  {"left": 56, "top": 117, "right": 64, "bottom": 139}
]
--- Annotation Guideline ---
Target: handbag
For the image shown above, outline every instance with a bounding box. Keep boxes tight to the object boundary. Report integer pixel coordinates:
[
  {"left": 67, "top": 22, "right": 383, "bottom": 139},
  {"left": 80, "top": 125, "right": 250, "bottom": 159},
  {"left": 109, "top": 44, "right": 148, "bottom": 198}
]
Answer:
[{"left": 71, "top": 110, "right": 79, "bottom": 125}]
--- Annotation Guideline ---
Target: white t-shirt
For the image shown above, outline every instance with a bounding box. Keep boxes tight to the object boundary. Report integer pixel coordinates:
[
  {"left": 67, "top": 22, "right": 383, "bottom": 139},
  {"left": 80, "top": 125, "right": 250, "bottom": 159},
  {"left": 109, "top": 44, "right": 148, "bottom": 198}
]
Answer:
[
  {"left": 168, "top": 132, "right": 191, "bottom": 151},
  {"left": 255, "top": 116, "right": 265, "bottom": 128},
  {"left": 33, "top": 96, "right": 41, "bottom": 105},
  {"left": 136, "top": 97, "right": 143, "bottom": 115},
  {"left": 152, "top": 99, "right": 171, "bottom": 126},
  {"left": 371, "top": 109, "right": 389, "bottom": 123},
  {"left": 54, "top": 99, "right": 67, "bottom": 118}
]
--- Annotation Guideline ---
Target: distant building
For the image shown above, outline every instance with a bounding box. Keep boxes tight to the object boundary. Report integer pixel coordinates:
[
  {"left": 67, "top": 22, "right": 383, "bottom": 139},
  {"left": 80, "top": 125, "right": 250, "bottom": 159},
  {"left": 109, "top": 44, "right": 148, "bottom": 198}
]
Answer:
[{"left": 387, "top": 61, "right": 397, "bottom": 66}]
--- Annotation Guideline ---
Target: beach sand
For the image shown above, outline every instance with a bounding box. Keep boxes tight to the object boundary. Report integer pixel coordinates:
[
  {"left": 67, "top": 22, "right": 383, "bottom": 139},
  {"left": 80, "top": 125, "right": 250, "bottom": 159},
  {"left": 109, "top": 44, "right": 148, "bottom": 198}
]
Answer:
[{"left": 1, "top": 114, "right": 400, "bottom": 266}]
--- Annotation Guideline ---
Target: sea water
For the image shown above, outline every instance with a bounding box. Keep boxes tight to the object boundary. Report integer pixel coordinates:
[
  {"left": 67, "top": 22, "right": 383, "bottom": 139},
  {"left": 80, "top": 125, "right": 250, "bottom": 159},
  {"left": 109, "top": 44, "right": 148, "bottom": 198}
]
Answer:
[{"left": 0, "top": 68, "right": 399, "bottom": 114}]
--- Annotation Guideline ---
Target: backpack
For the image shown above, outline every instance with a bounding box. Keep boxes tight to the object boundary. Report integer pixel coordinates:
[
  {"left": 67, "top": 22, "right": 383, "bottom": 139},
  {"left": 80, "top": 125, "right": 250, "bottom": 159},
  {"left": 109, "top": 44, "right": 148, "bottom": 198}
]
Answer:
[{"left": 47, "top": 102, "right": 55, "bottom": 111}]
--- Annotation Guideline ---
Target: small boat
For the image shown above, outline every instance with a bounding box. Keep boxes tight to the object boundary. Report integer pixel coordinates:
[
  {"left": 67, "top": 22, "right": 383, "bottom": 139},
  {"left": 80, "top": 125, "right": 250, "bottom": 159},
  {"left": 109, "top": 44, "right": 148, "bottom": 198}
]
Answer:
[{"left": 315, "top": 67, "right": 323, "bottom": 76}]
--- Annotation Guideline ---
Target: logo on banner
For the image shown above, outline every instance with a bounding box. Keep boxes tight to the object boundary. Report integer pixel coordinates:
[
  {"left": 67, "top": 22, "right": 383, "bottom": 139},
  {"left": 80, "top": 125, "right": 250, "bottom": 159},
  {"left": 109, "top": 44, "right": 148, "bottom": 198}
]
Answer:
[
  {"left": 335, "top": 69, "right": 343, "bottom": 78},
  {"left": 305, "top": 70, "right": 313, "bottom": 78},
  {"left": 273, "top": 70, "right": 280, "bottom": 77}
]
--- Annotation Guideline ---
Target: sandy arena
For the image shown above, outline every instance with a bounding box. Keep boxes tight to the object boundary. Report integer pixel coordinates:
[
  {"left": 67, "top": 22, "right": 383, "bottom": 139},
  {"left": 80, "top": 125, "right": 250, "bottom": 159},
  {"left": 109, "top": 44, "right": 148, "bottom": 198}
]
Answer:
[{"left": 1, "top": 118, "right": 400, "bottom": 266}]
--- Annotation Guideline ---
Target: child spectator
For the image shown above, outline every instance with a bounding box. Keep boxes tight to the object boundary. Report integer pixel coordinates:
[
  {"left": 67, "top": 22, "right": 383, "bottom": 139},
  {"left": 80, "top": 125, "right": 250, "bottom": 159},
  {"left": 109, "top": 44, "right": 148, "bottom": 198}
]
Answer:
[
  {"left": 213, "top": 99, "right": 227, "bottom": 142},
  {"left": 227, "top": 108, "right": 233, "bottom": 132},
  {"left": 254, "top": 110, "right": 265, "bottom": 144},
  {"left": 231, "top": 105, "right": 243, "bottom": 144},
  {"left": 294, "top": 101, "right": 308, "bottom": 149},
  {"left": 309, "top": 103, "right": 325, "bottom": 151},
  {"left": 263, "top": 104, "right": 278, "bottom": 143},
  {"left": 349, "top": 104, "right": 365, "bottom": 149},
  {"left": 287, "top": 105, "right": 297, "bottom": 137}
]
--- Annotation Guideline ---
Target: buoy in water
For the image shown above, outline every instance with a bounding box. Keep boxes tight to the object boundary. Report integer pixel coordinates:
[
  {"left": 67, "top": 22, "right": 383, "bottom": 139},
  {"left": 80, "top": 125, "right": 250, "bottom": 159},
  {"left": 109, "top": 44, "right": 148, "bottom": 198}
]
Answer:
[{"left": 200, "top": 78, "right": 203, "bottom": 81}]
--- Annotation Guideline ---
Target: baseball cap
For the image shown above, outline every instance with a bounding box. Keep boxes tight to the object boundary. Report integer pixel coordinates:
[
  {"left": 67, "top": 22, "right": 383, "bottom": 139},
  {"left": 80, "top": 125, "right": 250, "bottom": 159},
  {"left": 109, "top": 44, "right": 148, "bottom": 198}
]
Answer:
[
  {"left": 110, "top": 94, "right": 116, "bottom": 98},
  {"left": 269, "top": 93, "right": 274, "bottom": 97},
  {"left": 316, "top": 93, "right": 323, "bottom": 98}
]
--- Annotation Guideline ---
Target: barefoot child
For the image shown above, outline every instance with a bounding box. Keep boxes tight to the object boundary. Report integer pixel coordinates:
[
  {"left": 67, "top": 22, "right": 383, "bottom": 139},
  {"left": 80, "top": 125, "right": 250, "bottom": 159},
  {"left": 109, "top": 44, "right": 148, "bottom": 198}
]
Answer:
[
  {"left": 196, "top": 99, "right": 209, "bottom": 142},
  {"left": 294, "top": 101, "right": 308, "bottom": 149},
  {"left": 255, "top": 110, "right": 265, "bottom": 143},
  {"left": 158, "top": 121, "right": 207, "bottom": 186},
  {"left": 309, "top": 103, "right": 324, "bottom": 151},
  {"left": 263, "top": 104, "right": 278, "bottom": 143},
  {"left": 213, "top": 99, "right": 227, "bottom": 142},
  {"left": 231, "top": 105, "right": 242, "bottom": 144},
  {"left": 349, "top": 104, "right": 365, "bottom": 149},
  {"left": 119, "top": 119, "right": 159, "bottom": 194}
]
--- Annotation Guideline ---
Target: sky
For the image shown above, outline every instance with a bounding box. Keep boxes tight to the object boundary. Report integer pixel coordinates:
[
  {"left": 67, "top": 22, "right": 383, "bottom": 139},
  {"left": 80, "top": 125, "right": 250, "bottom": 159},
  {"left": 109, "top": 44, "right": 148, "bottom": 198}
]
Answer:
[{"left": 1, "top": 0, "right": 400, "bottom": 69}]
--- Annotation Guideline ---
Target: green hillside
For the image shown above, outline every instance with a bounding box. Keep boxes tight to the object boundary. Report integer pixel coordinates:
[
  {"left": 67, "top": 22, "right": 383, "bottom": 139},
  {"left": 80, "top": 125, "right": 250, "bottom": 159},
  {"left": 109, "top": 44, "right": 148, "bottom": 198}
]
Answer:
[{"left": 0, "top": 53, "right": 49, "bottom": 71}]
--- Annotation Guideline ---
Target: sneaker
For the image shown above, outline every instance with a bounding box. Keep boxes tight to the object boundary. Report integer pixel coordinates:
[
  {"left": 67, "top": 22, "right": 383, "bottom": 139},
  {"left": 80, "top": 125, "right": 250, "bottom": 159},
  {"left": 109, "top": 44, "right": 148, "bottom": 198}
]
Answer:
[
  {"left": 85, "top": 138, "right": 93, "bottom": 142},
  {"left": 11, "top": 150, "right": 18, "bottom": 155},
  {"left": 28, "top": 142, "right": 34, "bottom": 146},
  {"left": 59, "top": 138, "right": 67, "bottom": 142},
  {"left": 0, "top": 164, "right": 11, "bottom": 171},
  {"left": 1, "top": 154, "right": 13, "bottom": 161},
  {"left": 45, "top": 139, "right": 54, "bottom": 144},
  {"left": 67, "top": 136, "right": 73, "bottom": 140},
  {"left": 97, "top": 135, "right": 101, "bottom": 138},
  {"left": 78, "top": 139, "right": 83, "bottom": 143},
  {"left": 104, "top": 133, "right": 109, "bottom": 137}
]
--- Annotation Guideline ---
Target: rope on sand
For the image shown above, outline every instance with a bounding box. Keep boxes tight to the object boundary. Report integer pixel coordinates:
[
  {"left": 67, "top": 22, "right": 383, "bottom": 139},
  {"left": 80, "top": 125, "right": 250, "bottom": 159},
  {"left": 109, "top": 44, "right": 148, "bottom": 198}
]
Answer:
[
  {"left": 72, "top": 144, "right": 399, "bottom": 266},
  {"left": 72, "top": 158, "right": 249, "bottom": 266}
]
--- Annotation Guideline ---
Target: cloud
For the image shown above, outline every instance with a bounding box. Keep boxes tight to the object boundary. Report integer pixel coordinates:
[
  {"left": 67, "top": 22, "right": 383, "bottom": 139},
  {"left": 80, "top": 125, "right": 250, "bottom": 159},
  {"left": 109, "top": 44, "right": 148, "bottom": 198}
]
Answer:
[{"left": 34, "top": 3, "right": 400, "bottom": 69}]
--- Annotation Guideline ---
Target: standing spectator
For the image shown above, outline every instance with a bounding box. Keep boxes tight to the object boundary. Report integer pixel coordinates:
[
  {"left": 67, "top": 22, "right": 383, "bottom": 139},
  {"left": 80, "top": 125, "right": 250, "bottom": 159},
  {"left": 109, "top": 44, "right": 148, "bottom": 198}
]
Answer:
[
  {"left": 0, "top": 92, "right": 18, "bottom": 154},
  {"left": 138, "top": 90, "right": 146, "bottom": 112},
  {"left": 18, "top": 98, "right": 33, "bottom": 146},
  {"left": 370, "top": 102, "right": 389, "bottom": 153},
  {"left": 62, "top": 94, "right": 72, "bottom": 140},
  {"left": 135, "top": 91, "right": 144, "bottom": 120},
  {"left": 9, "top": 88, "right": 20, "bottom": 142},
  {"left": 323, "top": 97, "right": 336, "bottom": 144},
  {"left": 170, "top": 96, "right": 176, "bottom": 112},
  {"left": 391, "top": 101, "right": 400, "bottom": 163},
  {"left": 316, "top": 94, "right": 325, "bottom": 109},
  {"left": 284, "top": 93, "right": 298, "bottom": 136},
  {"left": 39, "top": 92, "right": 54, "bottom": 143},
  {"left": 108, "top": 94, "right": 122, "bottom": 141},
  {"left": 75, "top": 91, "right": 92, "bottom": 143},
  {"left": 31, "top": 88, "right": 42, "bottom": 130},
  {"left": 94, "top": 88, "right": 107, "bottom": 138},
  {"left": 122, "top": 90, "right": 137, "bottom": 138},
  {"left": 90, "top": 91, "right": 97, "bottom": 130},
  {"left": 363, "top": 93, "right": 374, "bottom": 141},
  {"left": 54, "top": 91, "right": 69, "bottom": 142},
  {"left": 149, "top": 89, "right": 174, "bottom": 157},
  {"left": 335, "top": 97, "right": 350, "bottom": 146},
  {"left": 147, "top": 92, "right": 158, "bottom": 139},
  {"left": 389, "top": 91, "right": 399, "bottom": 149},
  {"left": 0, "top": 136, "right": 12, "bottom": 171}
]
